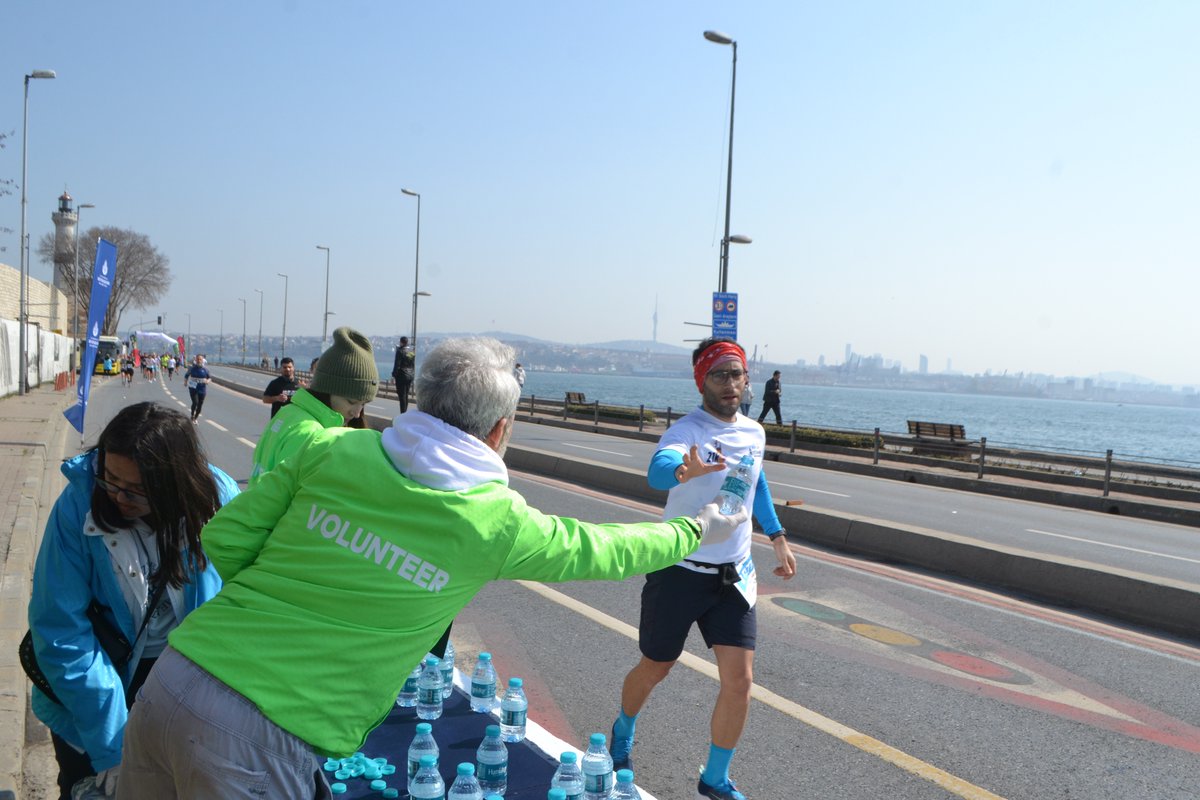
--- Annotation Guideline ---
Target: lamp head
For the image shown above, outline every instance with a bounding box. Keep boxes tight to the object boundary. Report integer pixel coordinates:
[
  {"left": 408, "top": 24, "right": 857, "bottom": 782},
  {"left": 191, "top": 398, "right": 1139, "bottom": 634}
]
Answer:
[
  {"left": 29, "top": 69, "right": 56, "bottom": 80},
  {"left": 401, "top": 188, "right": 419, "bottom": 197},
  {"left": 703, "top": 30, "right": 733, "bottom": 45},
  {"left": 729, "top": 234, "right": 752, "bottom": 244}
]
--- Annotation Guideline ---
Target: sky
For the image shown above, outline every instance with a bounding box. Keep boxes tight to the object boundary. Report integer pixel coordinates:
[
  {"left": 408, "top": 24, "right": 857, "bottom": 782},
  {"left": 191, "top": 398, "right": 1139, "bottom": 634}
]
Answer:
[{"left": 3, "top": 1, "right": 1199, "bottom": 386}]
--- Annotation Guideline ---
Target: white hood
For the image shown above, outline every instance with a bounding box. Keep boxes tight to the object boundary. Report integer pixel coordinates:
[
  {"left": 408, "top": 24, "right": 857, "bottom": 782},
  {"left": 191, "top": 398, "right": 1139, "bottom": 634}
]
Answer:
[{"left": 380, "top": 410, "right": 508, "bottom": 491}]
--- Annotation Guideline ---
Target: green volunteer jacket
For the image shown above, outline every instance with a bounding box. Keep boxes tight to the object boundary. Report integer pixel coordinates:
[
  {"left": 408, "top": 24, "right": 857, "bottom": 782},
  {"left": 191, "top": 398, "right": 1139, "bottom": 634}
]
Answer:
[
  {"left": 248, "top": 387, "right": 343, "bottom": 486},
  {"left": 170, "top": 414, "right": 702, "bottom": 756}
]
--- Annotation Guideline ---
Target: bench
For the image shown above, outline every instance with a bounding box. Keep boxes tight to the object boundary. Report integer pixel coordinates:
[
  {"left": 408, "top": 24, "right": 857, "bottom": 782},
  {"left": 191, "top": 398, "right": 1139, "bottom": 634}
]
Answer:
[
  {"left": 907, "top": 420, "right": 966, "bottom": 441},
  {"left": 565, "top": 391, "right": 586, "bottom": 405}
]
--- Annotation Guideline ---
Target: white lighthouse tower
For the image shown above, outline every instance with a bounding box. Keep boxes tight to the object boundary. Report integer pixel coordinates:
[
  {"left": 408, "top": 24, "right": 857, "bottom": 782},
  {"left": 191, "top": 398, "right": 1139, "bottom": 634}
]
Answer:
[{"left": 50, "top": 190, "right": 78, "bottom": 334}]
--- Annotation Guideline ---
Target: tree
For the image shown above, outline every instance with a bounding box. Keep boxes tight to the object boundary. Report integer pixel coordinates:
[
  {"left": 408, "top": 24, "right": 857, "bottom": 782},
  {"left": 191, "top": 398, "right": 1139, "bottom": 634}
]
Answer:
[{"left": 37, "top": 225, "right": 172, "bottom": 336}]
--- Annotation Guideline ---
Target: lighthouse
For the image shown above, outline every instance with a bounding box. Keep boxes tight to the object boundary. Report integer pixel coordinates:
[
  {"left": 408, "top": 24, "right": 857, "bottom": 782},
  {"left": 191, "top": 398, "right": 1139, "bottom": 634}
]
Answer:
[{"left": 50, "top": 190, "right": 77, "bottom": 334}]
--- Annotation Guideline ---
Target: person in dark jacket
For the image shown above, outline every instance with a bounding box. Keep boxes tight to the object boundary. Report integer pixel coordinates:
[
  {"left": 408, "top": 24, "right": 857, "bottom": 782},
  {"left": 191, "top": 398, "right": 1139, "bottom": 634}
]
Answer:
[{"left": 392, "top": 336, "right": 416, "bottom": 413}]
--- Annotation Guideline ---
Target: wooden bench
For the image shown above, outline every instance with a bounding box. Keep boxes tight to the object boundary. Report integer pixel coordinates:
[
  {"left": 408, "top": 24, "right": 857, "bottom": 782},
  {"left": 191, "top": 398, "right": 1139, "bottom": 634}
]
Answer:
[
  {"left": 565, "top": 391, "right": 587, "bottom": 405},
  {"left": 907, "top": 420, "right": 966, "bottom": 441}
]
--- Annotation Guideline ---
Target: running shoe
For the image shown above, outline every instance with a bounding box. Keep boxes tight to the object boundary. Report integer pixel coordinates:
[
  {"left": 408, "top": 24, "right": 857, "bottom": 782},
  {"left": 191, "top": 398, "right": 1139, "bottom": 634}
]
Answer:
[
  {"left": 610, "top": 723, "right": 634, "bottom": 771},
  {"left": 696, "top": 774, "right": 747, "bottom": 800}
]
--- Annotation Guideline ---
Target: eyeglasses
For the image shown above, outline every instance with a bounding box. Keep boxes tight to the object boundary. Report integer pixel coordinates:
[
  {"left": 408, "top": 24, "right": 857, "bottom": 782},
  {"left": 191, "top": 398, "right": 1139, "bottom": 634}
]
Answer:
[
  {"left": 706, "top": 369, "right": 747, "bottom": 384},
  {"left": 95, "top": 476, "right": 151, "bottom": 507}
]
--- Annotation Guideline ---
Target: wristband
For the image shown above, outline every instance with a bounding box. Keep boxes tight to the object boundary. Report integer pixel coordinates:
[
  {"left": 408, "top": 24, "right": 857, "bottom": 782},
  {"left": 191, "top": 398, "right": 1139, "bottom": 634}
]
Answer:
[{"left": 767, "top": 528, "right": 787, "bottom": 542}]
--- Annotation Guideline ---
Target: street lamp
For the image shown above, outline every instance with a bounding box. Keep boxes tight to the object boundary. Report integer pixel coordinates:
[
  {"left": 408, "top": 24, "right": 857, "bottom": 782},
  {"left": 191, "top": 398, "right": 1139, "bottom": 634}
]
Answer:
[
  {"left": 254, "top": 287, "right": 264, "bottom": 364},
  {"left": 401, "top": 188, "right": 423, "bottom": 353},
  {"left": 71, "top": 202, "right": 95, "bottom": 375},
  {"left": 18, "top": 68, "right": 56, "bottom": 396},
  {"left": 238, "top": 297, "right": 247, "bottom": 364},
  {"left": 277, "top": 272, "right": 288, "bottom": 359},
  {"left": 316, "top": 245, "right": 331, "bottom": 349},
  {"left": 703, "top": 30, "right": 741, "bottom": 294}
]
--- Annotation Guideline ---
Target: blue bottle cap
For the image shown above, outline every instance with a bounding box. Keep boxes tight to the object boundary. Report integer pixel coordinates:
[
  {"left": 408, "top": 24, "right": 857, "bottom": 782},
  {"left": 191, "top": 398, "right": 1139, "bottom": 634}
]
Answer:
[
  {"left": 589, "top": 732, "right": 607, "bottom": 746},
  {"left": 508, "top": 677, "right": 523, "bottom": 688},
  {"left": 485, "top": 724, "right": 501, "bottom": 737},
  {"left": 457, "top": 763, "right": 475, "bottom": 776},
  {"left": 548, "top": 789, "right": 567, "bottom": 800},
  {"left": 617, "top": 768, "right": 634, "bottom": 782},
  {"left": 381, "top": 764, "right": 397, "bottom": 775},
  {"left": 425, "top": 655, "right": 440, "bottom": 666},
  {"left": 415, "top": 722, "right": 433, "bottom": 735},
  {"left": 323, "top": 759, "right": 340, "bottom": 771},
  {"left": 419, "top": 754, "right": 437, "bottom": 768},
  {"left": 334, "top": 769, "right": 350, "bottom": 780},
  {"left": 373, "top": 757, "right": 388, "bottom": 766},
  {"left": 383, "top": 790, "right": 399, "bottom": 799},
  {"left": 479, "top": 652, "right": 492, "bottom": 661},
  {"left": 330, "top": 783, "right": 347, "bottom": 794},
  {"left": 560, "top": 751, "right": 577, "bottom": 764},
  {"left": 370, "top": 779, "right": 387, "bottom": 790}
]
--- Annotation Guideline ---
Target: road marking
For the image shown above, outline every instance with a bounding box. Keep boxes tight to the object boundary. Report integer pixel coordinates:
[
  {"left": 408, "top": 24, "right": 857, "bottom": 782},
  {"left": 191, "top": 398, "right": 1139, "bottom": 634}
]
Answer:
[
  {"left": 561, "top": 442, "right": 631, "bottom": 458},
  {"left": 236, "top": 437, "right": 256, "bottom": 448},
  {"left": 206, "top": 421, "right": 228, "bottom": 432},
  {"left": 518, "top": 581, "right": 1006, "bottom": 800},
  {"left": 1026, "top": 528, "right": 1200, "bottom": 565},
  {"left": 770, "top": 480, "right": 850, "bottom": 498}
]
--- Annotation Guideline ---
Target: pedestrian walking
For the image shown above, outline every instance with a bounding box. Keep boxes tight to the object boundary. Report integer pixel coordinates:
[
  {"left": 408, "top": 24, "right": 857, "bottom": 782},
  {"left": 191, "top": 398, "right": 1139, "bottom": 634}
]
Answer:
[
  {"left": 392, "top": 336, "right": 416, "bottom": 413},
  {"left": 513, "top": 362, "right": 526, "bottom": 389},
  {"left": 756, "top": 370, "right": 783, "bottom": 426}
]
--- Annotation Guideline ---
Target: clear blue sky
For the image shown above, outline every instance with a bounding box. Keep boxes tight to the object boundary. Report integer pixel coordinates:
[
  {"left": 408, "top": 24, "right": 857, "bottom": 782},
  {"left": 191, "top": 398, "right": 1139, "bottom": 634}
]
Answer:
[{"left": 4, "top": 1, "right": 1198, "bottom": 385}]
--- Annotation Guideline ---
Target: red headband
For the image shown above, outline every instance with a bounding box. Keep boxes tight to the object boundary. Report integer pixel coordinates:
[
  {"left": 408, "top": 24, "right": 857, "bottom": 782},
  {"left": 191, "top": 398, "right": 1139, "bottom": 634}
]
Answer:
[{"left": 693, "top": 342, "right": 747, "bottom": 392}]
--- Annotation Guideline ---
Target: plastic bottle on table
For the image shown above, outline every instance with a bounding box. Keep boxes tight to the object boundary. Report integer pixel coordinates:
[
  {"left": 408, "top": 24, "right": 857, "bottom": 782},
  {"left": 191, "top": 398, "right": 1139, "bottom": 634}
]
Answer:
[
  {"left": 717, "top": 454, "right": 756, "bottom": 514},
  {"left": 611, "top": 769, "right": 641, "bottom": 799},
  {"left": 417, "top": 655, "right": 444, "bottom": 720},
  {"left": 411, "top": 754, "right": 446, "bottom": 800},
  {"left": 475, "top": 724, "right": 509, "bottom": 796},
  {"left": 447, "top": 762, "right": 484, "bottom": 800},
  {"left": 550, "top": 751, "right": 584, "bottom": 800},
  {"left": 581, "top": 733, "right": 614, "bottom": 800},
  {"left": 397, "top": 661, "right": 422, "bottom": 707},
  {"left": 499, "top": 677, "right": 528, "bottom": 742},
  {"left": 407, "top": 722, "right": 439, "bottom": 793},
  {"left": 470, "top": 652, "right": 498, "bottom": 712},
  {"left": 439, "top": 640, "right": 457, "bottom": 699}
]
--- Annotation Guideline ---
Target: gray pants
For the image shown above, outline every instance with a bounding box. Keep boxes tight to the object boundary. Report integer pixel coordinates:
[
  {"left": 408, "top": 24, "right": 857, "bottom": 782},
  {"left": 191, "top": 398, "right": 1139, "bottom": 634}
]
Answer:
[{"left": 118, "top": 646, "right": 331, "bottom": 800}]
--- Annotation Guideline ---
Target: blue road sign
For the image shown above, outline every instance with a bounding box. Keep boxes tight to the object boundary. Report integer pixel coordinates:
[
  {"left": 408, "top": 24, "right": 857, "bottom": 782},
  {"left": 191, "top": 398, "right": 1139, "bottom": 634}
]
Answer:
[{"left": 712, "top": 291, "right": 738, "bottom": 341}]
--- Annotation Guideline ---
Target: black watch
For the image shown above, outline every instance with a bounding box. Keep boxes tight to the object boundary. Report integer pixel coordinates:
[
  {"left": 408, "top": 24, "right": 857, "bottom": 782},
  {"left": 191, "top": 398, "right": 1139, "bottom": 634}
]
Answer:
[{"left": 767, "top": 528, "right": 787, "bottom": 542}]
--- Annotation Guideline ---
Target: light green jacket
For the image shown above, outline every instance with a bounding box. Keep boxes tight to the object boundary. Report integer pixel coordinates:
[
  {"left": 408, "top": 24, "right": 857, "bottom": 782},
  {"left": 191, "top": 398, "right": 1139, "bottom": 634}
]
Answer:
[
  {"left": 248, "top": 388, "right": 343, "bottom": 486},
  {"left": 171, "top": 423, "right": 700, "bottom": 756}
]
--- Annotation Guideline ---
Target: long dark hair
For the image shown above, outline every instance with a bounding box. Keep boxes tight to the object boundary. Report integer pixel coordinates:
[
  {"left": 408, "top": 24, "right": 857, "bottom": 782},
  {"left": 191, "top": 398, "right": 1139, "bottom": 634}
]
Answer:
[{"left": 91, "top": 402, "right": 222, "bottom": 588}]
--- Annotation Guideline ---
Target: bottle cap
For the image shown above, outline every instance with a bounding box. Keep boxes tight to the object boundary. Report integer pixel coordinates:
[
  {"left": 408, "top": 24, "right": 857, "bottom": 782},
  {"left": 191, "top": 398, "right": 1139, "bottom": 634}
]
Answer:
[
  {"left": 330, "top": 783, "right": 347, "bottom": 794},
  {"left": 589, "top": 732, "right": 607, "bottom": 746},
  {"left": 508, "top": 677, "right": 523, "bottom": 688},
  {"left": 415, "top": 722, "right": 433, "bottom": 735},
  {"left": 560, "top": 751, "right": 577, "bottom": 764},
  {"left": 457, "top": 763, "right": 475, "bottom": 776},
  {"left": 617, "top": 768, "right": 634, "bottom": 782},
  {"left": 419, "top": 754, "right": 437, "bottom": 768},
  {"left": 486, "top": 724, "right": 501, "bottom": 737},
  {"left": 382, "top": 790, "right": 399, "bottom": 799},
  {"left": 370, "top": 779, "right": 387, "bottom": 790},
  {"left": 425, "top": 655, "right": 440, "bottom": 666},
  {"left": 479, "top": 652, "right": 492, "bottom": 661},
  {"left": 548, "top": 789, "right": 567, "bottom": 800}
]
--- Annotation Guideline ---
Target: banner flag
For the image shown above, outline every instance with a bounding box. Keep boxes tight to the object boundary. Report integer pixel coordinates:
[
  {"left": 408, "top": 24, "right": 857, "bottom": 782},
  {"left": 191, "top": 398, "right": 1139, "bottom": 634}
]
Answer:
[{"left": 64, "top": 239, "right": 119, "bottom": 434}]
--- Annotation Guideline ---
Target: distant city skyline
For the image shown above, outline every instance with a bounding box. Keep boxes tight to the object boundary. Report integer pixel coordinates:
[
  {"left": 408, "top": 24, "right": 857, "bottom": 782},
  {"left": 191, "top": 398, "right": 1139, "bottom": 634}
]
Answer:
[{"left": 5, "top": 3, "right": 1199, "bottom": 386}]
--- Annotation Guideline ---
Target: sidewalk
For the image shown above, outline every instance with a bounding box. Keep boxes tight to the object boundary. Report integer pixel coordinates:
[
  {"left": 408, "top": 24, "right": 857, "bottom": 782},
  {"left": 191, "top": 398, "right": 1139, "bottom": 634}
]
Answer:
[{"left": 0, "top": 386, "right": 76, "bottom": 800}]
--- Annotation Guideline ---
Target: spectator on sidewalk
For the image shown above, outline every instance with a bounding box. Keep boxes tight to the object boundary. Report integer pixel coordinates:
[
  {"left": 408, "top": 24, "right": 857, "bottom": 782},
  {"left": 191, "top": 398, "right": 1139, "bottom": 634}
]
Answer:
[{"left": 756, "top": 370, "right": 783, "bottom": 426}]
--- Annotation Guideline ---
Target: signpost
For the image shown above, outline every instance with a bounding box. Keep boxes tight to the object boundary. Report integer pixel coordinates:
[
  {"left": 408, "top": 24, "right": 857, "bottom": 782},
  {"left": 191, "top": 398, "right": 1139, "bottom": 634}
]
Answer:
[{"left": 712, "top": 291, "right": 738, "bottom": 341}]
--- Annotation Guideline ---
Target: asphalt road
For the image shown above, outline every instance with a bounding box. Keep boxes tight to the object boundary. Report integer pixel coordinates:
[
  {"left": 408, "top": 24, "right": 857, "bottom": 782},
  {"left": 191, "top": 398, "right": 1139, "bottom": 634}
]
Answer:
[{"left": 75, "top": 373, "right": 1200, "bottom": 799}]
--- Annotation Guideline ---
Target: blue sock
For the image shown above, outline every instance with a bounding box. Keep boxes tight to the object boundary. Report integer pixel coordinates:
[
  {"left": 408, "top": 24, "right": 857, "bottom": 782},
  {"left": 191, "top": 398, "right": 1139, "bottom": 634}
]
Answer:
[
  {"left": 701, "top": 744, "right": 735, "bottom": 787},
  {"left": 613, "top": 709, "right": 638, "bottom": 740}
]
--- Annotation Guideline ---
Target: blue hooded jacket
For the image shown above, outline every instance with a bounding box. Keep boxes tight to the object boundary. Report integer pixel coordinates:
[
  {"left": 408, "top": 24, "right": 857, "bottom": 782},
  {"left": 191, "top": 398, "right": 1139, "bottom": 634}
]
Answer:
[{"left": 28, "top": 451, "right": 237, "bottom": 771}]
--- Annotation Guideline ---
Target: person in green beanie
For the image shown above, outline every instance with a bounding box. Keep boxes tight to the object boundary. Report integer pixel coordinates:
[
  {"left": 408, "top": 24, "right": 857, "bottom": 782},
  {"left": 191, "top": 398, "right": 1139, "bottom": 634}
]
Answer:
[{"left": 248, "top": 326, "right": 379, "bottom": 486}]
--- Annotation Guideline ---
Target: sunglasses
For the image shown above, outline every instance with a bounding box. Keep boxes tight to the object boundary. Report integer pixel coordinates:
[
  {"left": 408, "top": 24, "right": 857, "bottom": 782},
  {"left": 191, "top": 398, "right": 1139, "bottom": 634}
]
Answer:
[
  {"left": 706, "top": 369, "right": 748, "bottom": 384},
  {"left": 95, "top": 476, "right": 151, "bottom": 508}
]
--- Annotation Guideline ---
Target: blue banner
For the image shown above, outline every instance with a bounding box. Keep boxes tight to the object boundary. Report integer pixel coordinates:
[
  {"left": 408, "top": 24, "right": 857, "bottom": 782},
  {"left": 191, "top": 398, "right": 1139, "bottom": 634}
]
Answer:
[
  {"left": 64, "top": 238, "right": 118, "bottom": 434},
  {"left": 712, "top": 291, "right": 738, "bottom": 341}
]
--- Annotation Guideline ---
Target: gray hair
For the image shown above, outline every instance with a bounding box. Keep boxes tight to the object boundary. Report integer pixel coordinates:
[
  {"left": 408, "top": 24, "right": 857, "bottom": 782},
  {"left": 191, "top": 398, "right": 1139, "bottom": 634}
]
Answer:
[{"left": 416, "top": 337, "right": 521, "bottom": 440}]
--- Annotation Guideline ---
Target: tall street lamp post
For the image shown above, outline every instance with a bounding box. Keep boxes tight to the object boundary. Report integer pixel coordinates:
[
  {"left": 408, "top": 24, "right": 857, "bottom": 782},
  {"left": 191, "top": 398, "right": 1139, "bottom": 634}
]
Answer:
[
  {"left": 71, "top": 201, "right": 95, "bottom": 375},
  {"left": 400, "top": 188, "right": 423, "bottom": 353},
  {"left": 704, "top": 30, "right": 743, "bottom": 294},
  {"left": 315, "top": 245, "right": 331, "bottom": 349},
  {"left": 254, "top": 288, "right": 264, "bottom": 364},
  {"left": 19, "top": 68, "right": 56, "bottom": 396},
  {"left": 238, "top": 297, "right": 247, "bottom": 364},
  {"left": 277, "top": 272, "right": 288, "bottom": 359}
]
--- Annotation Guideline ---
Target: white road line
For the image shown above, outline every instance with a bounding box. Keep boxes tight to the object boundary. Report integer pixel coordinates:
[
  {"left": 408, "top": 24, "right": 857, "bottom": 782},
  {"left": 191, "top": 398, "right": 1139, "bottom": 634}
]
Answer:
[
  {"left": 561, "top": 442, "right": 631, "bottom": 458},
  {"left": 1026, "top": 528, "right": 1200, "bottom": 566},
  {"left": 517, "top": 581, "right": 1005, "bottom": 800},
  {"left": 770, "top": 480, "right": 851, "bottom": 498},
  {"left": 236, "top": 437, "right": 256, "bottom": 448},
  {"left": 206, "top": 421, "right": 228, "bottom": 432}
]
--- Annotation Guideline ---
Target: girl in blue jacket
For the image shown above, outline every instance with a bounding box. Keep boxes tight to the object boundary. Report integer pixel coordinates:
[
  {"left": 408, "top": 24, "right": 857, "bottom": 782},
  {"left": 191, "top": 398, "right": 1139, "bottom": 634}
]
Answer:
[{"left": 28, "top": 402, "right": 238, "bottom": 799}]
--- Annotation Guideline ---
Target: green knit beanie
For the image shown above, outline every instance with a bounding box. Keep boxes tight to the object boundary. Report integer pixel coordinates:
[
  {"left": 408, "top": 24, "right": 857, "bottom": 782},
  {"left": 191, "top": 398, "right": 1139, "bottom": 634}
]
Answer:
[{"left": 311, "top": 327, "right": 379, "bottom": 403}]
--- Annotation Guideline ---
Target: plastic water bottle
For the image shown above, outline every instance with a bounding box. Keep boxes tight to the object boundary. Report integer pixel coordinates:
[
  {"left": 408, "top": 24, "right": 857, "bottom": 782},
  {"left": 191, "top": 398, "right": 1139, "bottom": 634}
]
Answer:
[
  {"left": 412, "top": 754, "right": 446, "bottom": 800},
  {"left": 470, "top": 652, "right": 498, "bottom": 712},
  {"left": 548, "top": 791, "right": 567, "bottom": 800},
  {"left": 550, "top": 751, "right": 584, "bottom": 800},
  {"left": 439, "top": 640, "right": 457, "bottom": 699},
  {"left": 581, "top": 733, "right": 614, "bottom": 800},
  {"left": 611, "top": 769, "right": 641, "bottom": 799},
  {"left": 499, "top": 678, "right": 528, "bottom": 742},
  {"left": 417, "top": 655, "right": 444, "bottom": 720},
  {"left": 475, "top": 724, "right": 508, "bottom": 796},
  {"left": 407, "top": 722, "right": 439, "bottom": 793},
  {"left": 448, "top": 762, "right": 484, "bottom": 800},
  {"left": 397, "top": 661, "right": 422, "bottom": 707},
  {"left": 717, "top": 454, "right": 755, "bottom": 514}
]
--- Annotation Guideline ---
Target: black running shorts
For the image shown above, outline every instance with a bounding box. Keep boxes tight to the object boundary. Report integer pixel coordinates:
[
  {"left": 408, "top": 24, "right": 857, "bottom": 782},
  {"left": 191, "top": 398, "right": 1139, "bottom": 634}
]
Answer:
[{"left": 638, "top": 564, "right": 756, "bottom": 662}]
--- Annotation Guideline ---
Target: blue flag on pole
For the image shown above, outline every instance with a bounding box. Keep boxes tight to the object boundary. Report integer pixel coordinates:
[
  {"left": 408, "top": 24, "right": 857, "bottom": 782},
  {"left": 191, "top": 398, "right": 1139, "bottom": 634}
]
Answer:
[{"left": 64, "top": 238, "right": 118, "bottom": 434}]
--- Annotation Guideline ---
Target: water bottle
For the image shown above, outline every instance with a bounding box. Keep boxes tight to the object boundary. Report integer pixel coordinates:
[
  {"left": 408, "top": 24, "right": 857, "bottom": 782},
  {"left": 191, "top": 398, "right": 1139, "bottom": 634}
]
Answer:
[
  {"left": 412, "top": 754, "right": 446, "bottom": 800},
  {"left": 581, "top": 733, "right": 614, "bottom": 800},
  {"left": 717, "top": 454, "right": 755, "bottom": 514},
  {"left": 470, "top": 652, "right": 498, "bottom": 712},
  {"left": 550, "top": 751, "right": 584, "bottom": 800},
  {"left": 499, "top": 677, "right": 528, "bottom": 742},
  {"left": 611, "top": 769, "right": 640, "bottom": 799},
  {"left": 439, "top": 640, "right": 457, "bottom": 699},
  {"left": 448, "top": 762, "right": 484, "bottom": 800},
  {"left": 417, "top": 655, "right": 445, "bottom": 720},
  {"left": 475, "top": 724, "right": 508, "bottom": 796},
  {"left": 397, "top": 661, "right": 422, "bottom": 707},
  {"left": 407, "top": 722, "right": 439, "bottom": 793}
]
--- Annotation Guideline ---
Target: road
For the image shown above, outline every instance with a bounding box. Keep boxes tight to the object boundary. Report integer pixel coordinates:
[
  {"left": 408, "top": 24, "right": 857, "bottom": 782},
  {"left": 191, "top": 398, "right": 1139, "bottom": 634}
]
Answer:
[{"left": 73, "top": 372, "right": 1200, "bottom": 799}]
